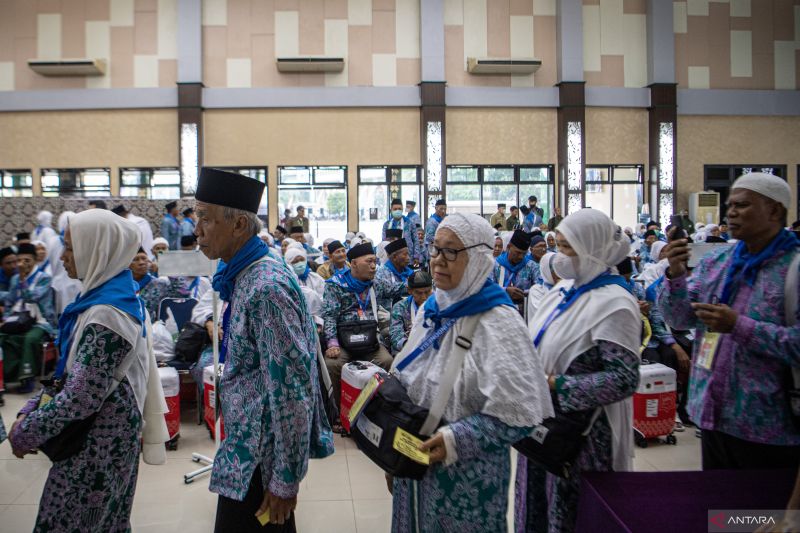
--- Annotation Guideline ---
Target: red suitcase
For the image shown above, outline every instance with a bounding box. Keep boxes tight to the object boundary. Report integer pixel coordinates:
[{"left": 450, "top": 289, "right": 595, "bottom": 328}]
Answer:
[
  {"left": 159, "top": 366, "right": 181, "bottom": 449},
  {"left": 340, "top": 361, "right": 386, "bottom": 432},
  {"left": 203, "top": 364, "right": 225, "bottom": 441},
  {"left": 633, "top": 361, "right": 678, "bottom": 447}
]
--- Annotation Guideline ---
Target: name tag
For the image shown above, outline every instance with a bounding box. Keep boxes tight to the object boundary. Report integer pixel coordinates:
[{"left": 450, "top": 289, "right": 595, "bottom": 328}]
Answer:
[
  {"left": 696, "top": 332, "right": 721, "bottom": 370},
  {"left": 393, "top": 427, "right": 430, "bottom": 465}
]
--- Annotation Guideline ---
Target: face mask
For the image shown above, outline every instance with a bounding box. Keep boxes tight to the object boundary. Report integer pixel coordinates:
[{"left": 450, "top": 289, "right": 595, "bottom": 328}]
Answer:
[
  {"left": 292, "top": 261, "right": 308, "bottom": 276},
  {"left": 551, "top": 253, "right": 579, "bottom": 280},
  {"left": 392, "top": 210, "right": 403, "bottom": 219}
]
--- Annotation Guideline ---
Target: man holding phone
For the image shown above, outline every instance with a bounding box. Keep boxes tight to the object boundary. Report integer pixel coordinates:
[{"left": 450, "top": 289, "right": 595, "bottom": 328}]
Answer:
[{"left": 658, "top": 172, "right": 800, "bottom": 471}]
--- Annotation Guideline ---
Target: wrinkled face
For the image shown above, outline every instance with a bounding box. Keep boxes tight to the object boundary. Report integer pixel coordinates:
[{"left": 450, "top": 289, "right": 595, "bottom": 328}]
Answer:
[
  {"left": 409, "top": 286, "right": 433, "bottom": 306},
  {"left": 17, "top": 253, "right": 35, "bottom": 277},
  {"left": 435, "top": 205, "right": 447, "bottom": 218},
  {"left": 493, "top": 238, "right": 503, "bottom": 257},
  {"left": 431, "top": 228, "right": 468, "bottom": 291},
  {"left": 506, "top": 243, "right": 526, "bottom": 264},
  {"left": 152, "top": 243, "right": 168, "bottom": 256},
  {"left": 35, "top": 244, "right": 47, "bottom": 263},
  {"left": 531, "top": 241, "right": 547, "bottom": 261},
  {"left": 291, "top": 232, "right": 305, "bottom": 243},
  {"left": 195, "top": 201, "right": 236, "bottom": 260},
  {"left": 645, "top": 235, "right": 656, "bottom": 247},
  {"left": 290, "top": 255, "right": 305, "bottom": 265},
  {"left": 1, "top": 254, "right": 17, "bottom": 275},
  {"left": 546, "top": 235, "right": 556, "bottom": 248},
  {"left": 390, "top": 248, "right": 410, "bottom": 269},
  {"left": 350, "top": 254, "right": 377, "bottom": 281},
  {"left": 130, "top": 252, "right": 150, "bottom": 278},
  {"left": 726, "top": 188, "right": 785, "bottom": 242},
  {"left": 331, "top": 247, "right": 347, "bottom": 266},
  {"left": 60, "top": 228, "right": 78, "bottom": 279}
]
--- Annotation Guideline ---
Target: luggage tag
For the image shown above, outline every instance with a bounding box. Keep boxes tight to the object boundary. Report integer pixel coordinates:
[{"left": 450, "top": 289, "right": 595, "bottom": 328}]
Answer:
[
  {"left": 255, "top": 509, "right": 270, "bottom": 526},
  {"left": 38, "top": 392, "right": 53, "bottom": 409},
  {"left": 348, "top": 373, "right": 384, "bottom": 425},
  {"left": 695, "top": 331, "right": 720, "bottom": 370},
  {"left": 393, "top": 427, "right": 430, "bottom": 465}
]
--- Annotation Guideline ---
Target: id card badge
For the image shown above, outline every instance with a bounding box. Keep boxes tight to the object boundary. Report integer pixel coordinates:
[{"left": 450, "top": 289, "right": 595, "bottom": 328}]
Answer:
[
  {"left": 357, "top": 308, "right": 366, "bottom": 320},
  {"left": 348, "top": 373, "right": 383, "bottom": 425},
  {"left": 38, "top": 392, "right": 53, "bottom": 409},
  {"left": 393, "top": 427, "right": 430, "bottom": 465},
  {"left": 696, "top": 332, "right": 721, "bottom": 370}
]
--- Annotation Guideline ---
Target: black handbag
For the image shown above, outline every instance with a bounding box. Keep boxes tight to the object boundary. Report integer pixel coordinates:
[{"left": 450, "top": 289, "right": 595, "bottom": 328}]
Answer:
[
  {"left": 337, "top": 320, "right": 380, "bottom": 358},
  {"left": 514, "top": 405, "right": 601, "bottom": 479},
  {"left": 174, "top": 322, "right": 208, "bottom": 363},
  {"left": 350, "top": 314, "right": 480, "bottom": 480},
  {"left": 0, "top": 309, "right": 35, "bottom": 334}
]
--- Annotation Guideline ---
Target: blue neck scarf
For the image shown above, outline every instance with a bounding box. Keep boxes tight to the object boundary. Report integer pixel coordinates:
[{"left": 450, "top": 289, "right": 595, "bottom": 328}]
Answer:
[
  {"left": 212, "top": 236, "right": 270, "bottom": 302},
  {"left": 136, "top": 273, "right": 154, "bottom": 292},
  {"left": 719, "top": 229, "right": 798, "bottom": 305},
  {"left": 298, "top": 264, "right": 310, "bottom": 282},
  {"left": 386, "top": 260, "right": 413, "bottom": 282},
  {"left": 389, "top": 215, "right": 407, "bottom": 229},
  {"left": 496, "top": 252, "right": 526, "bottom": 274},
  {"left": 332, "top": 269, "right": 372, "bottom": 294},
  {"left": 431, "top": 214, "right": 443, "bottom": 224},
  {"left": 423, "top": 278, "right": 514, "bottom": 334},
  {"left": 645, "top": 276, "right": 664, "bottom": 303},
  {"left": 55, "top": 269, "right": 145, "bottom": 379}
]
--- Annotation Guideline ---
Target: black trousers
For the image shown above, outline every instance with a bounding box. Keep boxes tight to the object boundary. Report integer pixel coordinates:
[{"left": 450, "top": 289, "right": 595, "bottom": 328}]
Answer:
[
  {"left": 214, "top": 467, "right": 297, "bottom": 533},
  {"left": 701, "top": 429, "right": 800, "bottom": 471}
]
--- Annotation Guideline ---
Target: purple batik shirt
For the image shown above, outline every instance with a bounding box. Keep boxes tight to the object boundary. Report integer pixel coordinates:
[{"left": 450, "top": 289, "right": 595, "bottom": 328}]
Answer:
[{"left": 658, "top": 246, "right": 800, "bottom": 445}]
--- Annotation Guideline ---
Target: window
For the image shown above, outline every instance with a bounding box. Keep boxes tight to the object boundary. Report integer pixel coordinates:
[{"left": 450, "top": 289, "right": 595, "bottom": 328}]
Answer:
[
  {"left": 445, "top": 165, "right": 555, "bottom": 223},
  {"left": 584, "top": 165, "right": 643, "bottom": 229},
  {"left": 41, "top": 168, "right": 111, "bottom": 197},
  {"left": 704, "top": 165, "right": 787, "bottom": 223},
  {"left": 119, "top": 168, "right": 181, "bottom": 199},
  {"left": 214, "top": 167, "right": 269, "bottom": 217},
  {"left": 357, "top": 166, "right": 423, "bottom": 239},
  {"left": 0, "top": 169, "right": 33, "bottom": 197},
  {"left": 279, "top": 166, "right": 347, "bottom": 243}
]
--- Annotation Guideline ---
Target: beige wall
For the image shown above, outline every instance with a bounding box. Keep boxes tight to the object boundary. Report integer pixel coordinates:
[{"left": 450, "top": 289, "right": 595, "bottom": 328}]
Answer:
[
  {"left": 0, "top": 109, "right": 178, "bottom": 195},
  {"left": 582, "top": 0, "right": 648, "bottom": 88},
  {"left": 445, "top": 108, "right": 557, "bottom": 164},
  {"left": 203, "top": 108, "right": 421, "bottom": 230},
  {"left": 677, "top": 115, "right": 800, "bottom": 221},
  {"left": 585, "top": 107, "right": 648, "bottom": 166}
]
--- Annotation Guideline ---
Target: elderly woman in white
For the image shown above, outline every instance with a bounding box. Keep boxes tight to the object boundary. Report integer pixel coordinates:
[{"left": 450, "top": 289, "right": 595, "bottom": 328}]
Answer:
[
  {"left": 517, "top": 209, "right": 641, "bottom": 533},
  {"left": 388, "top": 213, "right": 553, "bottom": 532},
  {"left": 8, "top": 209, "right": 169, "bottom": 532}
]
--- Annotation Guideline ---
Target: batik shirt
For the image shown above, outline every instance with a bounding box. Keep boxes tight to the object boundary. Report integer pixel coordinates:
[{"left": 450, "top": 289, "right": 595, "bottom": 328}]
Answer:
[
  {"left": 210, "top": 255, "right": 335, "bottom": 501},
  {"left": 630, "top": 281, "right": 674, "bottom": 349},
  {"left": 181, "top": 218, "right": 196, "bottom": 237},
  {"left": 3, "top": 270, "right": 56, "bottom": 333},
  {"left": 382, "top": 216, "right": 421, "bottom": 264},
  {"left": 388, "top": 296, "right": 420, "bottom": 355},
  {"left": 373, "top": 262, "right": 412, "bottom": 312},
  {"left": 492, "top": 259, "right": 540, "bottom": 292},
  {"left": 321, "top": 277, "right": 408, "bottom": 349},
  {"left": 138, "top": 276, "right": 171, "bottom": 322},
  {"left": 406, "top": 210, "right": 421, "bottom": 230},
  {"left": 658, "top": 246, "right": 800, "bottom": 445},
  {"left": 424, "top": 215, "right": 443, "bottom": 252},
  {"left": 160, "top": 215, "right": 181, "bottom": 250}
]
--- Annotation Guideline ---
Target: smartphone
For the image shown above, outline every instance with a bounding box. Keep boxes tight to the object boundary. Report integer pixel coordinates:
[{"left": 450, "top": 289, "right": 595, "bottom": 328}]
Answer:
[
  {"left": 687, "top": 242, "right": 734, "bottom": 268},
  {"left": 670, "top": 215, "right": 682, "bottom": 229},
  {"left": 669, "top": 215, "right": 688, "bottom": 240}
]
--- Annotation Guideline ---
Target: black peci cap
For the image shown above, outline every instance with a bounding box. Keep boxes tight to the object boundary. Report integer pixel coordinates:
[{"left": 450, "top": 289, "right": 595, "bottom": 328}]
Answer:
[
  {"left": 385, "top": 238, "right": 408, "bottom": 256},
  {"left": 195, "top": 167, "right": 265, "bottom": 214}
]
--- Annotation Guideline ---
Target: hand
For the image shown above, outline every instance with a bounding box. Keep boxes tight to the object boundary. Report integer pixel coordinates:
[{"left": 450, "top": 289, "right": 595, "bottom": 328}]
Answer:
[
  {"left": 256, "top": 491, "right": 296, "bottom": 526},
  {"left": 637, "top": 300, "right": 651, "bottom": 316},
  {"left": 419, "top": 433, "right": 447, "bottom": 464},
  {"left": 325, "top": 346, "right": 341, "bottom": 359},
  {"left": 672, "top": 343, "right": 691, "bottom": 374},
  {"left": 385, "top": 474, "right": 394, "bottom": 495},
  {"left": 664, "top": 227, "right": 690, "bottom": 278},
  {"left": 506, "top": 287, "right": 525, "bottom": 301},
  {"left": 690, "top": 303, "right": 738, "bottom": 333},
  {"left": 9, "top": 414, "right": 26, "bottom": 438},
  {"left": 547, "top": 374, "right": 557, "bottom": 390}
]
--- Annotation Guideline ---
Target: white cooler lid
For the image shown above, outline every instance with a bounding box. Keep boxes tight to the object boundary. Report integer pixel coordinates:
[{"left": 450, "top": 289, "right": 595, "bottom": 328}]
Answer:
[{"left": 158, "top": 366, "right": 180, "bottom": 396}]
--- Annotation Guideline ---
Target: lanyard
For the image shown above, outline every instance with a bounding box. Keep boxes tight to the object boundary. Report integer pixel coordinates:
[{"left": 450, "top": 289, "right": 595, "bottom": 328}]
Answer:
[
  {"left": 395, "top": 318, "right": 458, "bottom": 372},
  {"left": 533, "top": 274, "right": 628, "bottom": 348},
  {"left": 219, "top": 302, "right": 232, "bottom": 364},
  {"left": 501, "top": 266, "right": 519, "bottom": 288}
]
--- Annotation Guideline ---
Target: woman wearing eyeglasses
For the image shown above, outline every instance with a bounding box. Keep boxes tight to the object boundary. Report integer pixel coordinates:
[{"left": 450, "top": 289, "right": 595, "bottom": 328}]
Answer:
[{"left": 388, "top": 212, "right": 553, "bottom": 532}]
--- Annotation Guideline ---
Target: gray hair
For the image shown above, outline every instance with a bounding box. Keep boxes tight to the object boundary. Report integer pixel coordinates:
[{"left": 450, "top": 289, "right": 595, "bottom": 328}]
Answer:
[{"left": 222, "top": 206, "right": 262, "bottom": 237}]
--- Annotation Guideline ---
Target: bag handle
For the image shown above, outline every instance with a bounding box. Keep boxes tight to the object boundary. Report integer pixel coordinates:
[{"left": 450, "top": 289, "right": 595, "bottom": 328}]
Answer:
[
  {"left": 369, "top": 287, "right": 378, "bottom": 320},
  {"left": 784, "top": 251, "right": 800, "bottom": 388},
  {"left": 419, "top": 313, "right": 481, "bottom": 436}
]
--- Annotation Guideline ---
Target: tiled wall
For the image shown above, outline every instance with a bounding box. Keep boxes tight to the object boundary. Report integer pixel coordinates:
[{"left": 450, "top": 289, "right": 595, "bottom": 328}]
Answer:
[
  {"left": 674, "top": 0, "right": 800, "bottom": 90},
  {"left": 202, "top": 0, "right": 421, "bottom": 88},
  {"left": 582, "top": 0, "right": 648, "bottom": 88},
  {"left": 0, "top": 0, "right": 178, "bottom": 91},
  {"left": 0, "top": 197, "right": 194, "bottom": 248},
  {"left": 443, "top": 0, "right": 558, "bottom": 87}
]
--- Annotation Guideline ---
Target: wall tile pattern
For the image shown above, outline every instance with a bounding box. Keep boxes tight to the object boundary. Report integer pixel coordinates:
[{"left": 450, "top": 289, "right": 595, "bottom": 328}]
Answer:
[{"left": 583, "top": 0, "right": 648, "bottom": 87}]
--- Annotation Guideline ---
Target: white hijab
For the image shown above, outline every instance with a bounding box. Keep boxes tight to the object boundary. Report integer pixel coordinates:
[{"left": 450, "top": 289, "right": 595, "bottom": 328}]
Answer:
[
  {"left": 67, "top": 209, "right": 168, "bottom": 464},
  {"left": 434, "top": 213, "right": 496, "bottom": 309},
  {"left": 530, "top": 209, "right": 640, "bottom": 472},
  {"left": 37, "top": 210, "right": 53, "bottom": 228},
  {"left": 539, "top": 252, "right": 557, "bottom": 286}
]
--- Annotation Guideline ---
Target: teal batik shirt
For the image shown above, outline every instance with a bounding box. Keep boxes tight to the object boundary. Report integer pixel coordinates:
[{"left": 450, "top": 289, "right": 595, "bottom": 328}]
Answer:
[{"left": 209, "top": 255, "right": 335, "bottom": 501}]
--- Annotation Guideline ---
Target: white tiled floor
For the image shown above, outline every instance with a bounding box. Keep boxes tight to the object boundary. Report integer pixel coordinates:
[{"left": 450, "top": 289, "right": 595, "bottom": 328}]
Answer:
[{"left": 0, "top": 390, "right": 700, "bottom": 532}]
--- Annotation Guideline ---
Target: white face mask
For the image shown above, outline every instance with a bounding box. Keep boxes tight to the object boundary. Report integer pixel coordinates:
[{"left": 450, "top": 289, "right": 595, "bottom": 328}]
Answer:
[
  {"left": 551, "top": 252, "right": 579, "bottom": 280},
  {"left": 292, "top": 261, "right": 308, "bottom": 276},
  {"left": 391, "top": 210, "right": 403, "bottom": 219}
]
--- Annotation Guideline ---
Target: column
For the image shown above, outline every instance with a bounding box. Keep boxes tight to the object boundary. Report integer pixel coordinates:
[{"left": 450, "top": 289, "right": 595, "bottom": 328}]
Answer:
[
  {"left": 420, "top": 82, "right": 446, "bottom": 220},
  {"left": 648, "top": 84, "right": 677, "bottom": 228},
  {"left": 557, "top": 82, "right": 586, "bottom": 215},
  {"left": 177, "top": 0, "right": 203, "bottom": 197}
]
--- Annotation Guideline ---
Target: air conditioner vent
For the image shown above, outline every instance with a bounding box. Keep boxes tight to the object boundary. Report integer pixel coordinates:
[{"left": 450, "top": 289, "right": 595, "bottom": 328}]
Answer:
[
  {"left": 467, "top": 57, "right": 541, "bottom": 75},
  {"left": 276, "top": 57, "right": 345, "bottom": 73},
  {"left": 28, "top": 58, "right": 106, "bottom": 76}
]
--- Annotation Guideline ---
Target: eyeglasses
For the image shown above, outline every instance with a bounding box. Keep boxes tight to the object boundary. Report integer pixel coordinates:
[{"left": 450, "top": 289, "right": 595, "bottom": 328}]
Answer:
[{"left": 428, "top": 243, "right": 491, "bottom": 262}]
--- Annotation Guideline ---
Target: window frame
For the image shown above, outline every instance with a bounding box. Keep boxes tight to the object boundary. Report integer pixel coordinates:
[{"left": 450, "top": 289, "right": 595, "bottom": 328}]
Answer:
[
  {"left": 703, "top": 164, "right": 788, "bottom": 218},
  {"left": 356, "top": 165, "right": 423, "bottom": 234},
  {"left": 0, "top": 169, "right": 34, "bottom": 197},
  {"left": 41, "top": 167, "right": 112, "bottom": 197},
  {"left": 212, "top": 166, "right": 269, "bottom": 218},
  {"left": 584, "top": 164, "right": 644, "bottom": 227},
  {"left": 118, "top": 167, "right": 182, "bottom": 199},
  {"left": 278, "top": 165, "right": 348, "bottom": 239}
]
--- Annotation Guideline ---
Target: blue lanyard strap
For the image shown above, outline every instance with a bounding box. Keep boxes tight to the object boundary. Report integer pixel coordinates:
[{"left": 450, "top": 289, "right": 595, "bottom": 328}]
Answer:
[
  {"left": 355, "top": 289, "right": 371, "bottom": 314},
  {"left": 395, "top": 318, "right": 457, "bottom": 372},
  {"left": 533, "top": 274, "right": 629, "bottom": 348},
  {"left": 219, "top": 303, "right": 232, "bottom": 364}
]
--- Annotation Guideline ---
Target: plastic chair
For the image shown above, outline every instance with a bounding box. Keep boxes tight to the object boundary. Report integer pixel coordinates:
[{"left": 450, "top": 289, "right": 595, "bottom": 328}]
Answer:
[{"left": 157, "top": 298, "right": 198, "bottom": 332}]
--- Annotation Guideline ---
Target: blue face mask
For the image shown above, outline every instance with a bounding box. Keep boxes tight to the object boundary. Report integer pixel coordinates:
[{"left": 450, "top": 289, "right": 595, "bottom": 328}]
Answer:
[
  {"left": 391, "top": 210, "right": 403, "bottom": 219},
  {"left": 292, "top": 261, "right": 308, "bottom": 276}
]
